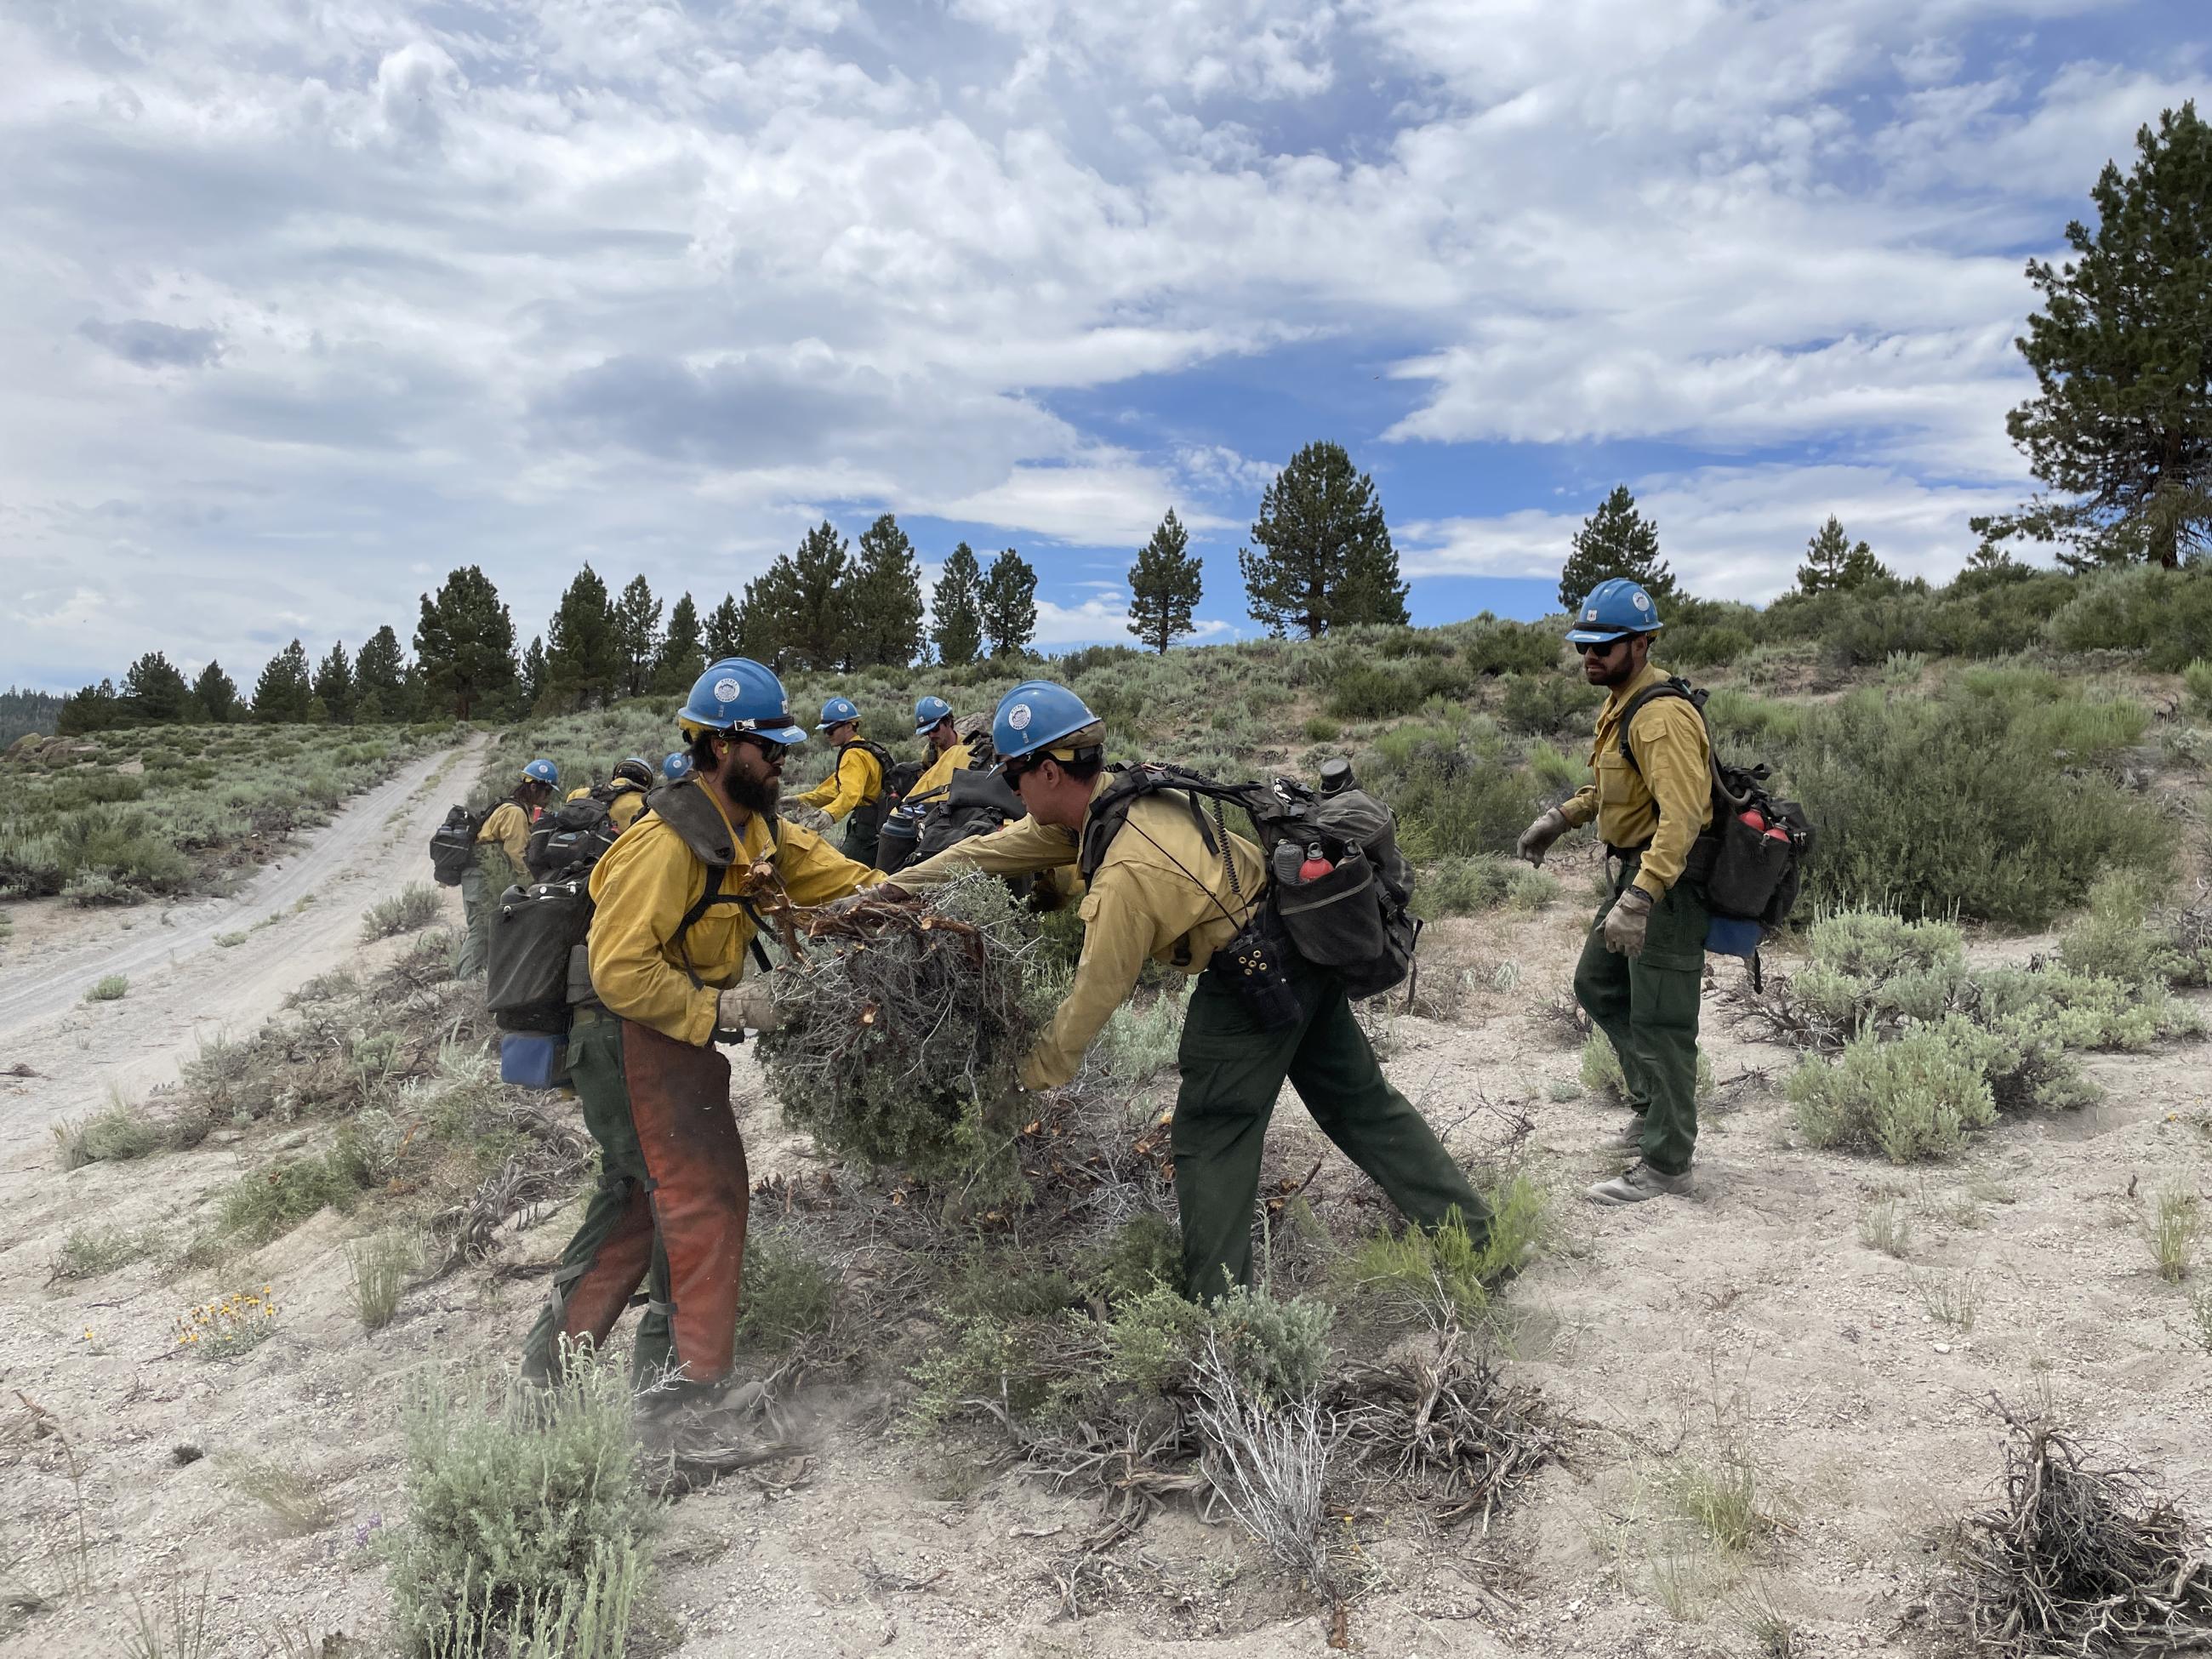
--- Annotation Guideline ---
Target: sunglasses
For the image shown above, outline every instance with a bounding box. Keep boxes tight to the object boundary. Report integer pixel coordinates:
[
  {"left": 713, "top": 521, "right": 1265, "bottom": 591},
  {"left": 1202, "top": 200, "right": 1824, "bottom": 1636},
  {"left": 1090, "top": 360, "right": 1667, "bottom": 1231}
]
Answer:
[
  {"left": 1574, "top": 638, "right": 1625, "bottom": 657},
  {"left": 729, "top": 733, "right": 790, "bottom": 763}
]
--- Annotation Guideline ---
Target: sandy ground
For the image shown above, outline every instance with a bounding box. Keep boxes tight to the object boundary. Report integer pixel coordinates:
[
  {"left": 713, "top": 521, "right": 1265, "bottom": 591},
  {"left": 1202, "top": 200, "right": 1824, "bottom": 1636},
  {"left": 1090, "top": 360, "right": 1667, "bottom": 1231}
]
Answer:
[{"left": 3, "top": 808, "right": 2209, "bottom": 1658}]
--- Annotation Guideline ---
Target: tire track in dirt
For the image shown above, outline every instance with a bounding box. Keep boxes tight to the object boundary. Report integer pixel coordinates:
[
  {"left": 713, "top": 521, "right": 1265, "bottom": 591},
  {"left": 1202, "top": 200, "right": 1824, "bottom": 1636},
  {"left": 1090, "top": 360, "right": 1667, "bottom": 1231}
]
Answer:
[{"left": 0, "top": 738, "right": 483, "bottom": 1144}]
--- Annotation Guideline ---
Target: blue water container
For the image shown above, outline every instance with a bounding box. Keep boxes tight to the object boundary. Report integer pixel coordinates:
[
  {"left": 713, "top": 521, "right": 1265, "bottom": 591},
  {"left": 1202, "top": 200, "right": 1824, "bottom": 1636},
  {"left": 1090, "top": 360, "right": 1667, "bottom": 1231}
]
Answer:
[{"left": 499, "top": 1031, "right": 566, "bottom": 1090}]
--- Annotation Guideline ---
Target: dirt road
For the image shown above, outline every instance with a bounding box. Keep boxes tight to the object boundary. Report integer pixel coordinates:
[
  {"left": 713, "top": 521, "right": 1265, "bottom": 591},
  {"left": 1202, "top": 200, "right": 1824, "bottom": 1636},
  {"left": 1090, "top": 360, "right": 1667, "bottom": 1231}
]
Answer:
[{"left": 0, "top": 738, "right": 480, "bottom": 1151}]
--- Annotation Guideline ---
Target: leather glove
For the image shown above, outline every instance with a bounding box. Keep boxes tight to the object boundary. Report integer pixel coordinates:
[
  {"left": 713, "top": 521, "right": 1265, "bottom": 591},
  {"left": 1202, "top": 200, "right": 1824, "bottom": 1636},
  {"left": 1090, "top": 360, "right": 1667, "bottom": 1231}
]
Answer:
[
  {"left": 715, "top": 979, "right": 781, "bottom": 1035},
  {"left": 1515, "top": 807, "right": 1571, "bottom": 868},
  {"left": 1602, "top": 886, "right": 1655, "bottom": 957}
]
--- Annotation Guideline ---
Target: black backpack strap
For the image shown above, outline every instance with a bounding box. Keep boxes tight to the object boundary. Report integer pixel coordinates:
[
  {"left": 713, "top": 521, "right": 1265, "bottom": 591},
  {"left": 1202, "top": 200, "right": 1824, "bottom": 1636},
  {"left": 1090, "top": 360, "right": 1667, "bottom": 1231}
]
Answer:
[
  {"left": 668, "top": 814, "right": 781, "bottom": 987},
  {"left": 1616, "top": 678, "right": 1702, "bottom": 769}
]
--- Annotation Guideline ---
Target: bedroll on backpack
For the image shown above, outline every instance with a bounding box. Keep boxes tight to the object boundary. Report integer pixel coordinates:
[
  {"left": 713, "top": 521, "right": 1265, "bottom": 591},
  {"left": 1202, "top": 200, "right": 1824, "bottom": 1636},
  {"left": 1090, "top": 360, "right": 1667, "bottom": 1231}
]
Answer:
[
  {"left": 1616, "top": 676, "right": 1815, "bottom": 928},
  {"left": 428, "top": 806, "right": 482, "bottom": 887},
  {"left": 486, "top": 879, "right": 591, "bottom": 1034},
  {"left": 525, "top": 795, "right": 618, "bottom": 881}
]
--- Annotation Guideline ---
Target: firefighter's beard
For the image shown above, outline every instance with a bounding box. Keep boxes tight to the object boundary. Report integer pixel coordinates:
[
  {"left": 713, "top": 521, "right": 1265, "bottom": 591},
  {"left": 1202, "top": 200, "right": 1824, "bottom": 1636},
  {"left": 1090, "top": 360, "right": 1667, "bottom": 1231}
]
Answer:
[{"left": 722, "top": 762, "right": 781, "bottom": 818}]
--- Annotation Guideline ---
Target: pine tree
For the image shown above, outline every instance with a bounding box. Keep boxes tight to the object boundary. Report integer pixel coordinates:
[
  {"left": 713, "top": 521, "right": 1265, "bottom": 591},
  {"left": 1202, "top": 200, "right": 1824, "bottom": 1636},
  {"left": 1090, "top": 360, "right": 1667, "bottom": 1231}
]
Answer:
[
  {"left": 252, "top": 641, "right": 316, "bottom": 723},
  {"left": 519, "top": 636, "right": 549, "bottom": 710},
  {"left": 931, "top": 543, "right": 985, "bottom": 666},
  {"left": 1975, "top": 101, "right": 2212, "bottom": 568},
  {"left": 1239, "top": 442, "right": 1409, "bottom": 637},
  {"left": 122, "top": 652, "right": 191, "bottom": 724},
  {"left": 1795, "top": 516, "right": 1893, "bottom": 595},
  {"left": 413, "top": 566, "right": 517, "bottom": 721},
  {"left": 734, "top": 566, "right": 800, "bottom": 670},
  {"left": 312, "top": 642, "right": 356, "bottom": 724},
  {"left": 655, "top": 592, "right": 705, "bottom": 693},
  {"left": 57, "top": 680, "right": 123, "bottom": 736},
  {"left": 192, "top": 661, "right": 240, "bottom": 724},
  {"left": 613, "top": 574, "right": 663, "bottom": 698},
  {"left": 788, "top": 522, "right": 853, "bottom": 670},
  {"left": 704, "top": 593, "right": 743, "bottom": 661},
  {"left": 354, "top": 626, "right": 406, "bottom": 721},
  {"left": 1557, "top": 485, "right": 1676, "bottom": 613},
  {"left": 1126, "top": 508, "right": 1203, "bottom": 652},
  {"left": 851, "top": 514, "right": 926, "bottom": 667},
  {"left": 980, "top": 549, "right": 1039, "bottom": 658},
  {"left": 544, "top": 564, "right": 622, "bottom": 709}
]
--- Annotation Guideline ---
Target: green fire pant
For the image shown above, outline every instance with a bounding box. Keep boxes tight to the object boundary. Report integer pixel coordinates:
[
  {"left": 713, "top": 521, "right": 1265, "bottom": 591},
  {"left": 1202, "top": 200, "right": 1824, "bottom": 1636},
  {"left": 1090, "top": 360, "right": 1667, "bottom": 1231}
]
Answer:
[
  {"left": 455, "top": 862, "right": 492, "bottom": 980},
  {"left": 519, "top": 1011, "right": 676, "bottom": 1387},
  {"left": 1572, "top": 860, "right": 1708, "bottom": 1177},
  {"left": 841, "top": 815, "right": 881, "bottom": 874},
  {"left": 1171, "top": 959, "right": 1491, "bottom": 1302}
]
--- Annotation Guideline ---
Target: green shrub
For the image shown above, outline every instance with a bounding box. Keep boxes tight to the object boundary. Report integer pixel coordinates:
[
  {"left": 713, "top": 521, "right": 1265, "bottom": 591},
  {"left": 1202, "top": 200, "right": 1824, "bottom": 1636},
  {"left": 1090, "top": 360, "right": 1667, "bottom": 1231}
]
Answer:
[
  {"left": 1093, "top": 983, "right": 1189, "bottom": 1086},
  {"left": 54, "top": 1223, "right": 156, "bottom": 1280},
  {"left": 1667, "top": 625, "right": 1753, "bottom": 669},
  {"left": 2060, "top": 869, "right": 2181, "bottom": 989},
  {"left": 1361, "top": 725, "right": 1547, "bottom": 859},
  {"left": 217, "top": 1145, "right": 377, "bottom": 1242},
  {"left": 1524, "top": 739, "right": 1583, "bottom": 794},
  {"left": 1302, "top": 715, "right": 1343, "bottom": 744},
  {"left": 382, "top": 1358, "right": 652, "bottom": 1657},
  {"left": 1787, "top": 1022, "right": 1996, "bottom": 1162},
  {"left": 1499, "top": 674, "right": 1604, "bottom": 736},
  {"left": 1788, "top": 687, "right": 2173, "bottom": 926},
  {"left": 1415, "top": 855, "right": 1557, "bottom": 917},
  {"left": 1463, "top": 620, "right": 1562, "bottom": 678},
  {"left": 84, "top": 973, "right": 129, "bottom": 1002},
  {"left": 2185, "top": 659, "right": 2212, "bottom": 717},
  {"left": 1325, "top": 663, "right": 1426, "bottom": 721},
  {"left": 1335, "top": 1179, "right": 1549, "bottom": 1328},
  {"left": 1080, "top": 1212, "right": 1183, "bottom": 1306},
  {"left": 347, "top": 1232, "right": 418, "bottom": 1331},
  {"left": 362, "top": 883, "right": 444, "bottom": 943},
  {"left": 735, "top": 1234, "right": 839, "bottom": 1351}
]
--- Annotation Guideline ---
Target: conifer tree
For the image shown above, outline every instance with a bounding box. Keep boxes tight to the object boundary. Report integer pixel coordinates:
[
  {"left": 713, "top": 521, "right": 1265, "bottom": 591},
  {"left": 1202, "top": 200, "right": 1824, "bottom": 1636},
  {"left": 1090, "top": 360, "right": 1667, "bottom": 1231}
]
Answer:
[
  {"left": 980, "top": 549, "right": 1039, "bottom": 658},
  {"left": 122, "top": 652, "right": 191, "bottom": 724},
  {"left": 312, "top": 642, "right": 356, "bottom": 724},
  {"left": 192, "top": 660, "right": 240, "bottom": 724},
  {"left": 544, "top": 564, "right": 622, "bottom": 709},
  {"left": 57, "top": 680, "right": 123, "bottom": 736},
  {"left": 1239, "top": 442, "right": 1408, "bottom": 637},
  {"left": 1557, "top": 485, "right": 1676, "bottom": 613},
  {"left": 354, "top": 626, "right": 406, "bottom": 721},
  {"left": 253, "top": 641, "right": 316, "bottom": 723},
  {"left": 1126, "top": 508, "right": 1203, "bottom": 652},
  {"left": 704, "top": 593, "right": 744, "bottom": 661},
  {"left": 613, "top": 574, "right": 663, "bottom": 698},
  {"left": 930, "top": 543, "right": 985, "bottom": 666},
  {"left": 653, "top": 593, "right": 704, "bottom": 693},
  {"left": 788, "top": 522, "right": 853, "bottom": 670},
  {"left": 413, "top": 566, "right": 517, "bottom": 721},
  {"left": 1795, "top": 516, "right": 1892, "bottom": 595},
  {"left": 519, "top": 636, "right": 549, "bottom": 710},
  {"left": 851, "top": 514, "right": 926, "bottom": 667},
  {"left": 1975, "top": 101, "right": 2212, "bottom": 568}
]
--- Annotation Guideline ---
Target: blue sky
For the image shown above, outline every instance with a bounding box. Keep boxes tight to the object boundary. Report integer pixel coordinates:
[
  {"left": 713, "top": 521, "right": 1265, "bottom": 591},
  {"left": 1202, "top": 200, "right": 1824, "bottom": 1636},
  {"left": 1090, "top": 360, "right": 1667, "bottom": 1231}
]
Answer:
[{"left": 1, "top": 0, "right": 2204, "bottom": 692}]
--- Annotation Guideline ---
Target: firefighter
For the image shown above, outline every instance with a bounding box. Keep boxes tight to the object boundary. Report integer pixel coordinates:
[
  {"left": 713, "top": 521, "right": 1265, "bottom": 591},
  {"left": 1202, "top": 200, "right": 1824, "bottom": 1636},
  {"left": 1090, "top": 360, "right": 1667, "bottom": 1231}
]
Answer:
[
  {"left": 458, "top": 759, "right": 556, "bottom": 978},
  {"left": 792, "top": 698, "right": 891, "bottom": 869}
]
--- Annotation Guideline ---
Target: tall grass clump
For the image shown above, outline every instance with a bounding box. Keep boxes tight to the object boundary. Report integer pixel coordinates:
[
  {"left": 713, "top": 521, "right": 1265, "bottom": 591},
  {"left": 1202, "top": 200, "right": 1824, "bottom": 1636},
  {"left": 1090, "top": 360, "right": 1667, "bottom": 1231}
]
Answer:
[
  {"left": 348, "top": 1232, "right": 419, "bottom": 1331},
  {"left": 382, "top": 1358, "right": 653, "bottom": 1658},
  {"left": 53, "top": 1099, "right": 161, "bottom": 1169},
  {"left": 1787, "top": 683, "right": 2170, "bottom": 926}
]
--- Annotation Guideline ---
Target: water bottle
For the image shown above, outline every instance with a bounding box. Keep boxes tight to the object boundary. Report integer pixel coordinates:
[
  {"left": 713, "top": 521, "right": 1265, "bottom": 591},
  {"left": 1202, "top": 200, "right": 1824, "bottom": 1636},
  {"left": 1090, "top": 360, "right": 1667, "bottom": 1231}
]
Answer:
[
  {"left": 1297, "top": 843, "right": 1335, "bottom": 882},
  {"left": 1271, "top": 840, "right": 1304, "bottom": 886}
]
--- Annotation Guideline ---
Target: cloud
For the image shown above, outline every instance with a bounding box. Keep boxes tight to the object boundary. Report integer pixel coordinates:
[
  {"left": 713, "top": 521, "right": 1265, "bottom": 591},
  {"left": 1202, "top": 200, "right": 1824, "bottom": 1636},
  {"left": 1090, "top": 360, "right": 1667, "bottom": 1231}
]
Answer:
[{"left": 77, "top": 318, "right": 225, "bottom": 369}]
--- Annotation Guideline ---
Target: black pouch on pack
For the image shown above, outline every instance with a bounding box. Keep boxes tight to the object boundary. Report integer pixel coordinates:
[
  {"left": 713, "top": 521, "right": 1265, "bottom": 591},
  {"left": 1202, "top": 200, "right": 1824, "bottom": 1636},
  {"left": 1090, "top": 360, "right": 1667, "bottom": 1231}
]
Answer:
[
  {"left": 1273, "top": 847, "right": 1389, "bottom": 969},
  {"left": 428, "top": 807, "right": 478, "bottom": 887},
  {"left": 1702, "top": 816, "right": 1793, "bottom": 920},
  {"left": 1219, "top": 909, "right": 1301, "bottom": 1032},
  {"left": 486, "top": 880, "right": 590, "bottom": 1033}
]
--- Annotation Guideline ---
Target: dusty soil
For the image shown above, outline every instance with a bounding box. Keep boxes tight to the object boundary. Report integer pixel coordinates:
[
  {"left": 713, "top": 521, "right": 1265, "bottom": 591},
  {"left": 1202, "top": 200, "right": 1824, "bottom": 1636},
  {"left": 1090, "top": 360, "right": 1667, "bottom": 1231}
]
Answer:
[{"left": 3, "top": 809, "right": 2209, "bottom": 1658}]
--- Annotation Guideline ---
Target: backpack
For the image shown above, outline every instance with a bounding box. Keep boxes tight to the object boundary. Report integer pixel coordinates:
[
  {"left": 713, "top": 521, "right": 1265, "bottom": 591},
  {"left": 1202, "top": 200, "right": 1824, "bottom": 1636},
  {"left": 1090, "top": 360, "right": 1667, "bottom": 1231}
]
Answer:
[
  {"left": 486, "top": 877, "right": 592, "bottom": 1034},
  {"left": 955, "top": 712, "right": 996, "bottom": 769},
  {"left": 873, "top": 758, "right": 932, "bottom": 875},
  {"left": 913, "top": 766, "right": 1026, "bottom": 862},
  {"left": 525, "top": 794, "right": 619, "bottom": 881},
  {"left": 428, "top": 805, "right": 485, "bottom": 887},
  {"left": 1076, "top": 764, "right": 1421, "bottom": 1001},
  {"left": 1616, "top": 676, "right": 1815, "bottom": 926}
]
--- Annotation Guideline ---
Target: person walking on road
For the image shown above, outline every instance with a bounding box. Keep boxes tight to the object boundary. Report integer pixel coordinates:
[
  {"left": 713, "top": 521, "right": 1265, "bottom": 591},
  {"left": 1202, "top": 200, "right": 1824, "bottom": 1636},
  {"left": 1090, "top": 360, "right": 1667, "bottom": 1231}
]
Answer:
[
  {"left": 458, "top": 758, "right": 557, "bottom": 978},
  {"left": 1517, "top": 579, "right": 1714, "bottom": 1206}
]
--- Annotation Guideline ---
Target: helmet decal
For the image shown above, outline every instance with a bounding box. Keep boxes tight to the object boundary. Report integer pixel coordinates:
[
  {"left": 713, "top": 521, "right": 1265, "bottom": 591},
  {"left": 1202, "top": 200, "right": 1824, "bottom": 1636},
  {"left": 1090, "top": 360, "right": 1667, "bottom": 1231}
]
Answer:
[
  {"left": 1633, "top": 591, "right": 1650, "bottom": 611},
  {"left": 713, "top": 677, "right": 741, "bottom": 703},
  {"left": 1007, "top": 704, "right": 1032, "bottom": 731}
]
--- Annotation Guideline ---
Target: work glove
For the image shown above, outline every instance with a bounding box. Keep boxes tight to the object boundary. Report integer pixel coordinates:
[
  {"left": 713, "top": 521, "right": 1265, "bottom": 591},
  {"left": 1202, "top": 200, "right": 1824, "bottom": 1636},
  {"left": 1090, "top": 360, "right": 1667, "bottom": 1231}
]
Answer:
[
  {"left": 1602, "top": 887, "right": 1654, "bottom": 958},
  {"left": 715, "top": 979, "right": 781, "bottom": 1036},
  {"left": 1515, "top": 807, "right": 1572, "bottom": 868}
]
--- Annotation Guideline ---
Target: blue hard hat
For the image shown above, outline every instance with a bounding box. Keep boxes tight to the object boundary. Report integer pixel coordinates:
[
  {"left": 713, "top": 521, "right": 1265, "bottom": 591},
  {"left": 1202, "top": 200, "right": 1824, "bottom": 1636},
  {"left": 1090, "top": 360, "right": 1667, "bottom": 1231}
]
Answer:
[
  {"left": 913, "top": 694, "right": 954, "bottom": 735},
  {"left": 522, "top": 758, "right": 559, "bottom": 786},
  {"left": 678, "top": 658, "right": 807, "bottom": 746},
  {"left": 663, "top": 751, "right": 693, "bottom": 781},
  {"left": 817, "top": 696, "right": 860, "bottom": 731},
  {"left": 993, "top": 681, "right": 1099, "bottom": 762},
  {"left": 1565, "top": 578, "right": 1665, "bottom": 644}
]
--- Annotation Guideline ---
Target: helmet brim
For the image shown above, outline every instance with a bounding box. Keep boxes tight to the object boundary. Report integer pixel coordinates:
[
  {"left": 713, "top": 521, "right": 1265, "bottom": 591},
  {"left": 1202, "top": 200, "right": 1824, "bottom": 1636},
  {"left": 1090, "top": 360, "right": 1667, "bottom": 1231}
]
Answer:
[
  {"left": 755, "top": 723, "right": 809, "bottom": 746},
  {"left": 1564, "top": 622, "right": 1662, "bottom": 644}
]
